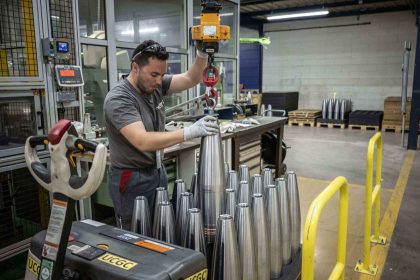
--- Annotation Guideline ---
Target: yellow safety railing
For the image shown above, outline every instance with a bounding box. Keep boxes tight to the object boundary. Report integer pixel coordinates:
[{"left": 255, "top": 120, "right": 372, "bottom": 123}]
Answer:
[
  {"left": 355, "top": 132, "right": 386, "bottom": 275},
  {"left": 302, "top": 176, "right": 349, "bottom": 280}
]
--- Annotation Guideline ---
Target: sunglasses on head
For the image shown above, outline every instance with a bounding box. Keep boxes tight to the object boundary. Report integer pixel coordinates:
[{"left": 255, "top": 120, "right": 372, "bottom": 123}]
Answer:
[{"left": 131, "top": 44, "right": 167, "bottom": 61}]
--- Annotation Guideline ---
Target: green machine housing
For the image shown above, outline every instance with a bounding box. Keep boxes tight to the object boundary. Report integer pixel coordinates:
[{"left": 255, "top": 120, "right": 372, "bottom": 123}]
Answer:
[{"left": 25, "top": 220, "right": 207, "bottom": 280}]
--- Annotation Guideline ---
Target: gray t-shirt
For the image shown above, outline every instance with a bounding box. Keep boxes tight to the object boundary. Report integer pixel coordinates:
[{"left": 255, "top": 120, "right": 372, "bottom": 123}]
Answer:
[{"left": 104, "top": 75, "right": 173, "bottom": 168}]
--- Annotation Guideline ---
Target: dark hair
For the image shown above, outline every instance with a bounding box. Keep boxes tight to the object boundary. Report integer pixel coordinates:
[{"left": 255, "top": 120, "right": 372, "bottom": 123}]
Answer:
[{"left": 131, "top": 40, "right": 169, "bottom": 68}]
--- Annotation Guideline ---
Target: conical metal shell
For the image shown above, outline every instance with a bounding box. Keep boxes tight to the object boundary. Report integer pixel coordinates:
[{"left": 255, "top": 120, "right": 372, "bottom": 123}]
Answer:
[
  {"left": 198, "top": 129, "right": 226, "bottom": 246},
  {"left": 235, "top": 203, "right": 257, "bottom": 280},
  {"left": 251, "top": 194, "right": 270, "bottom": 280},
  {"left": 267, "top": 104, "right": 273, "bottom": 117},
  {"left": 340, "top": 99, "right": 346, "bottom": 120},
  {"left": 153, "top": 201, "right": 175, "bottom": 244},
  {"left": 260, "top": 104, "right": 266, "bottom": 116},
  {"left": 211, "top": 214, "right": 241, "bottom": 280},
  {"left": 287, "top": 171, "right": 301, "bottom": 256},
  {"left": 239, "top": 164, "right": 250, "bottom": 183},
  {"left": 183, "top": 208, "right": 207, "bottom": 257},
  {"left": 262, "top": 168, "right": 273, "bottom": 197},
  {"left": 227, "top": 170, "right": 239, "bottom": 194},
  {"left": 251, "top": 174, "right": 263, "bottom": 195},
  {"left": 172, "top": 179, "right": 187, "bottom": 216},
  {"left": 191, "top": 173, "right": 200, "bottom": 208},
  {"left": 322, "top": 99, "right": 327, "bottom": 119},
  {"left": 153, "top": 187, "right": 169, "bottom": 233},
  {"left": 266, "top": 185, "right": 283, "bottom": 278},
  {"left": 131, "top": 196, "right": 151, "bottom": 237},
  {"left": 334, "top": 99, "right": 341, "bottom": 120},
  {"left": 238, "top": 181, "right": 251, "bottom": 204},
  {"left": 327, "top": 99, "right": 333, "bottom": 119},
  {"left": 225, "top": 188, "right": 237, "bottom": 220},
  {"left": 175, "top": 192, "right": 193, "bottom": 245},
  {"left": 276, "top": 177, "right": 292, "bottom": 265}
]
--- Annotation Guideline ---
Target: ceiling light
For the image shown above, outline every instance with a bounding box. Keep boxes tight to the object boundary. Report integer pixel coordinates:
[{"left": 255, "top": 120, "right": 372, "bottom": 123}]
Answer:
[
  {"left": 121, "top": 27, "right": 160, "bottom": 35},
  {"left": 267, "top": 10, "right": 329, "bottom": 21}
]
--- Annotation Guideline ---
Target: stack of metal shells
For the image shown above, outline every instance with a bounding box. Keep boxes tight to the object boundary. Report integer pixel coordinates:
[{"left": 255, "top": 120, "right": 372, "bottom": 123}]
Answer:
[
  {"left": 322, "top": 98, "right": 352, "bottom": 120},
  {"left": 130, "top": 124, "right": 302, "bottom": 279},
  {"left": 131, "top": 166, "right": 301, "bottom": 280}
]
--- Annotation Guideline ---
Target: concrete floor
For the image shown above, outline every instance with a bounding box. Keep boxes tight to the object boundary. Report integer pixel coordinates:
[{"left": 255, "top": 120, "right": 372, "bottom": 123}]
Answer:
[{"left": 283, "top": 125, "right": 419, "bottom": 279}]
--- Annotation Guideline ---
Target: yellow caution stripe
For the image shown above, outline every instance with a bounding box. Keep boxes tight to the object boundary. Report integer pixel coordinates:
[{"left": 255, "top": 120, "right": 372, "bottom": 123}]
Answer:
[
  {"left": 97, "top": 253, "right": 138, "bottom": 270},
  {"left": 359, "top": 150, "right": 415, "bottom": 280}
]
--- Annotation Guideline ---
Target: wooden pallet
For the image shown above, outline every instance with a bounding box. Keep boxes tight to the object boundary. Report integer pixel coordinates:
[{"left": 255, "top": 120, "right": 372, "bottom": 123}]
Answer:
[
  {"left": 288, "top": 120, "right": 316, "bottom": 127},
  {"left": 349, "top": 124, "right": 380, "bottom": 131},
  {"left": 382, "top": 124, "right": 409, "bottom": 133},
  {"left": 317, "top": 122, "right": 347, "bottom": 129},
  {"left": 288, "top": 109, "right": 321, "bottom": 119}
]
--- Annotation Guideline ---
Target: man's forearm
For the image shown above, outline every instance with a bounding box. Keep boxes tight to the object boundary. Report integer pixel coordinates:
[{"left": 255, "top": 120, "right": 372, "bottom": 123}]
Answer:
[
  {"left": 186, "top": 54, "right": 208, "bottom": 85},
  {"left": 134, "top": 129, "right": 185, "bottom": 152}
]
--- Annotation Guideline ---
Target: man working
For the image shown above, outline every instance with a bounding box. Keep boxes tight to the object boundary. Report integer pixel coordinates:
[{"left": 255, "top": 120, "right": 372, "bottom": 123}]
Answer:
[{"left": 104, "top": 40, "right": 218, "bottom": 230}]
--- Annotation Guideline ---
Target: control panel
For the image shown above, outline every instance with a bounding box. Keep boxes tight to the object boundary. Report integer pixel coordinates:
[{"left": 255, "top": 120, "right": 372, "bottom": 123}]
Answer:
[{"left": 42, "top": 38, "right": 71, "bottom": 60}]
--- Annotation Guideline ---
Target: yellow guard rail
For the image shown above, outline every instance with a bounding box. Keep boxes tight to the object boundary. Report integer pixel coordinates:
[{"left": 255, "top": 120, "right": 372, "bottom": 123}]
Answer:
[
  {"left": 355, "top": 132, "right": 386, "bottom": 275},
  {"left": 302, "top": 176, "right": 349, "bottom": 280}
]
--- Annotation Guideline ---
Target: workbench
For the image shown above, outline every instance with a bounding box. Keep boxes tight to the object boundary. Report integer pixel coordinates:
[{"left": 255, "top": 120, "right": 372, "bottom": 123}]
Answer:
[{"left": 74, "top": 116, "right": 287, "bottom": 220}]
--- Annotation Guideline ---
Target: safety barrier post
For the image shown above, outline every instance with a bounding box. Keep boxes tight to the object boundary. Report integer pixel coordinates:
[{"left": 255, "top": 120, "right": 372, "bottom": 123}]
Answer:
[
  {"left": 354, "top": 132, "right": 387, "bottom": 275},
  {"left": 302, "top": 176, "right": 349, "bottom": 280}
]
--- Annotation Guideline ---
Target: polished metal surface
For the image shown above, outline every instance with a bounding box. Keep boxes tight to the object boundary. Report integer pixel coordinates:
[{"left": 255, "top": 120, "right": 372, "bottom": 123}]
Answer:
[
  {"left": 322, "top": 99, "right": 327, "bottom": 119},
  {"left": 287, "top": 171, "right": 301, "bottom": 256},
  {"left": 239, "top": 164, "right": 250, "bottom": 183},
  {"left": 251, "top": 194, "right": 270, "bottom": 280},
  {"left": 262, "top": 168, "right": 273, "bottom": 197},
  {"left": 238, "top": 180, "right": 251, "bottom": 204},
  {"left": 267, "top": 104, "right": 273, "bottom": 117},
  {"left": 276, "top": 177, "right": 292, "bottom": 265},
  {"left": 191, "top": 173, "right": 200, "bottom": 208},
  {"left": 198, "top": 130, "right": 226, "bottom": 244},
  {"left": 225, "top": 188, "right": 237, "bottom": 220},
  {"left": 266, "top": 185, "right": 283, "bottom": 278},
  {"left": 260, "top": 104, "right": 266, "bottom": 116},
  {"left": 153, "top": 187, "right": 169, "bottom": 234},
  {"left": 328, "top": 99, "right": 334, "bottom": 119},
  {"left": 173, "top": 179, "right": 187, "bottom": 216},
  {"left": 235, "top": 203, "right": 257, "bottom": 280},
  {"left": 183, "top": 208, "right": 207, "bottom": 257},
  {"left": 251, "top": 174, "right": 263, "bottom": 195},
  {"left": 211, "top": 214, "right": 241, "bottom": 280},
  {"left": 175, "top": 192, "right": 193, "bottom": 245},
  {"left": 227, "top": 170, "right": 239, "bottom": 194},
  {"left": 334, "top": 99, "right": 341, "bottom": 120},
  {"left": 131, "top": 196, "right": 152, "bottom": 237},
  {"left": 153, "top": 201, "right": 175, "bottom": 244}
]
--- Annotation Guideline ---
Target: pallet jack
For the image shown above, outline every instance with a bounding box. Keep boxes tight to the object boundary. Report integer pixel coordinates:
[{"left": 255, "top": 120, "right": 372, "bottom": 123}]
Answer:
[{"left": 24, "top": 120, "right": 206, "bottom": 280}]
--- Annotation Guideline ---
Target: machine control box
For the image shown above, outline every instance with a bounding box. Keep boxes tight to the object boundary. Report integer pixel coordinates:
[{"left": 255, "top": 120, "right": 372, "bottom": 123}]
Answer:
[
  {"left": 26, "top": 220, "right": 207, "bottom": 280},
  {"left": 42, "top": 38, "right": 71, "bottom": 60}
]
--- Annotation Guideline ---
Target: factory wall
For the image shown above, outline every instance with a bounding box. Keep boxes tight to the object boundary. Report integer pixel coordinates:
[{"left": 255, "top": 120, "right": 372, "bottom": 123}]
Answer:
[{"left": 262, "top": 11, "right": 417, "bottom": 111}]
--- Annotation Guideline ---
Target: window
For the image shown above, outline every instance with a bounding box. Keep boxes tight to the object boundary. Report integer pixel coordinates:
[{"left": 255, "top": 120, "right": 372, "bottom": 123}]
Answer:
[
  {"left": 78, "top": 0, "right": 106, "bottom": 39},
  {"left": 81, "top": 45, "right": 109, "bottom": 128},
  {"left": 114, "top": 0, "right": 185, "bottom": 48}
]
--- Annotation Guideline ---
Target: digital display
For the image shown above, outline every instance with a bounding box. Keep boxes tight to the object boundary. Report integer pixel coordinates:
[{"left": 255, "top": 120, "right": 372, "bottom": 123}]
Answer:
[
  {"left": 56, "top": 41, "right": 69, "bottom": 53},
  {"left": 59, "top": 69, "right": 75, "bottom": 77}
]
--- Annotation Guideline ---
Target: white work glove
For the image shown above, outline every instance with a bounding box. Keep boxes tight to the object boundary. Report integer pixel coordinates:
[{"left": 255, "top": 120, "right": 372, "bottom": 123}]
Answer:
[{"left": 184, "top": 116, "right": 219, "bottom": 141}]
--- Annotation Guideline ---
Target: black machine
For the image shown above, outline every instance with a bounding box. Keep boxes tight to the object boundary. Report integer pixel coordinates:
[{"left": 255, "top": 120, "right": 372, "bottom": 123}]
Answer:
[{"left": 24, "top": 120, "right": 206, "bottom": 280}]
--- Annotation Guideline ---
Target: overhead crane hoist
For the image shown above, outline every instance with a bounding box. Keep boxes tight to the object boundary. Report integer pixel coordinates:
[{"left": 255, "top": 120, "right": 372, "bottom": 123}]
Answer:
[{"left": 192, "top": 0, "right": 230, "bottom": 109}]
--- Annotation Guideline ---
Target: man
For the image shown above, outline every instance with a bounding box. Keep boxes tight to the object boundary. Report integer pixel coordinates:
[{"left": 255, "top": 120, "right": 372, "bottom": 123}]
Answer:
[{"left": 104, "top": 40, "right": 218, "bottom": 230}]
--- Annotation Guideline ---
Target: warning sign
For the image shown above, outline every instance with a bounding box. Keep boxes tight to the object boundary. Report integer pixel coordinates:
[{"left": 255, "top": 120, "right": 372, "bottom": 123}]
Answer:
[{"left": 97, "top": 253, "right": 137, "bottom": 270}]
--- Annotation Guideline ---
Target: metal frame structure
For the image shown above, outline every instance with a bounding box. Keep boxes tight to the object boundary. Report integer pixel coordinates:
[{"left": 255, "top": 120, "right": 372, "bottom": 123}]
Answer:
[
  {"left": 355, "top": 132, "right": 387, "bottom": 275},
  {"left": 302, "top": 176, "right": 349, "bottom": 280}
]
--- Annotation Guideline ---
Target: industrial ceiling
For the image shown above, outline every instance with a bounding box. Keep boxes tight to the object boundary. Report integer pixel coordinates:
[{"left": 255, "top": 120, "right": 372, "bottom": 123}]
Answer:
[{"left": 240, "top": 0, "right": 417, "bottom": 27}]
